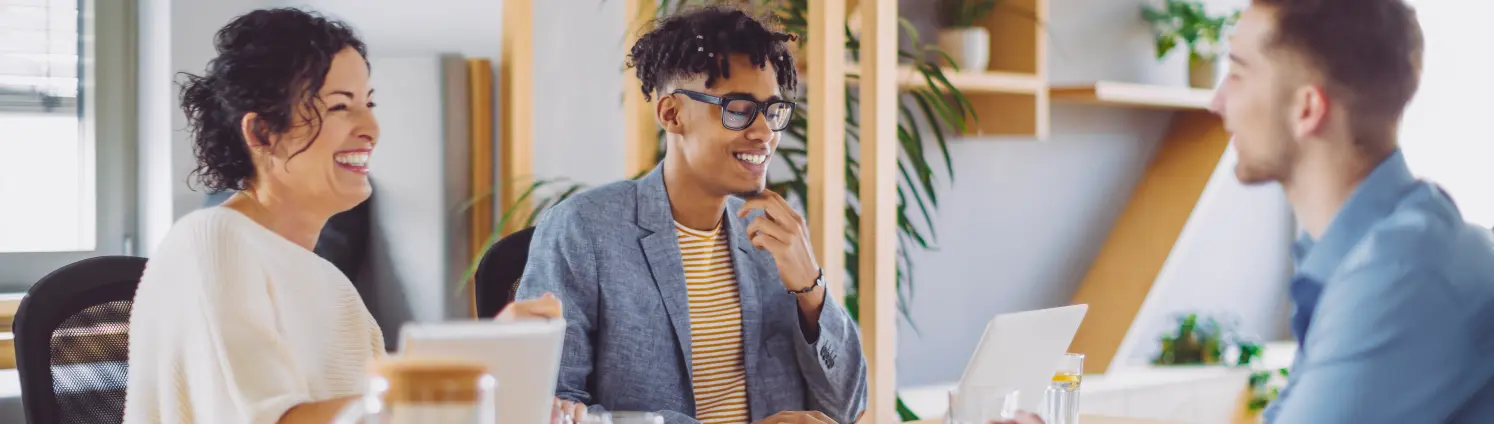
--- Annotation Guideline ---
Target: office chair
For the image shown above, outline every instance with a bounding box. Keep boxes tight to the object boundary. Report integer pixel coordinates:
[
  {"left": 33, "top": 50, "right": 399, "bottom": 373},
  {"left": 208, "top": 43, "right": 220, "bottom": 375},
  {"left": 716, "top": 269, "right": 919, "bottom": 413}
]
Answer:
[
  {"left": 473, "top": 227, "right": 536, "bottom": 318},
  {"left": 13, "top": 256, "right": 147, "bottom": 424}
]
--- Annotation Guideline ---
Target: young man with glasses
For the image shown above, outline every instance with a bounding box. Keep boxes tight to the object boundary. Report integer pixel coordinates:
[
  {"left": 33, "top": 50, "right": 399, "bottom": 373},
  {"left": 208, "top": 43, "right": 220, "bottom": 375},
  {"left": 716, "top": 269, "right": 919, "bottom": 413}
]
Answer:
[{"left": 516, "top": 6, "right": 867, "bottom": 424}]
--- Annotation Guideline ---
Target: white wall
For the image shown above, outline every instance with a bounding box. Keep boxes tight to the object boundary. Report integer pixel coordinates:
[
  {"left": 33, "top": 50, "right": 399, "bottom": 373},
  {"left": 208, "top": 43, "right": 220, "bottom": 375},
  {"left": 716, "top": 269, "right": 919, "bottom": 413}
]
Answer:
[
  {"left": 293, "top": 0, "right": 630, "bottom": 191},
  {"left": 362, "top": 57, "right": 463, "bottom": 326},
  {"left": 1112, "top": 146, "right": 1295, "bottom": 369},
  {"left": 1399, "top": 0, "right": 1494, "bottom": 228},
  {"left": 532, "top": 0, "right": 629, "bottom": 187},
  {"left": 270, "top": 0, "right": 502, "bottom": 59},
  {"left": 138, "top": 0, "right": 274, "bottom": 254}
]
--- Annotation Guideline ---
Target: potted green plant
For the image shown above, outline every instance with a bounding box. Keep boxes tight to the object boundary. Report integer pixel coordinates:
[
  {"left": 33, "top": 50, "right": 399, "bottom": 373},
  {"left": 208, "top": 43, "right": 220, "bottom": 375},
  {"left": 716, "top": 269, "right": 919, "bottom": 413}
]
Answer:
[
  {"left": 937, "top": 0, "right": 1001, "bottom": 71},
  {"left": 1153, "top": 312, "right": 1263, "bottom": 366},
  {"left": 1155, "top": 313, "right": 1224, "bottom": 365},
  {"left": 1141, "top": 0, "right": 1239, "bottom": 88}
]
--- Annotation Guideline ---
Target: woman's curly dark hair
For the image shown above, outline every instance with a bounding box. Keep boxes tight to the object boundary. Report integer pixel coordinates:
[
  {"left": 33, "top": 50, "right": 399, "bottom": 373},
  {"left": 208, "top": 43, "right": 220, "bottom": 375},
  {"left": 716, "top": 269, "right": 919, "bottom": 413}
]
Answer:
[
  {"left": 626, "top": 5, "right": 798, "bottom": 102},
  {"left": 180, "top": 8, "right": 367, "bottom": 192}
]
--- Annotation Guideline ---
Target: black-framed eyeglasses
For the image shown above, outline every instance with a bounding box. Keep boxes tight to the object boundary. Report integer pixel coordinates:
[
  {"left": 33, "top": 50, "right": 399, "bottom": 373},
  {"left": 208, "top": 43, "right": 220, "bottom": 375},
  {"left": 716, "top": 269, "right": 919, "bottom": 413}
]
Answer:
[{"left": 672, "top": 89, "right": 796, "bottom": 132}]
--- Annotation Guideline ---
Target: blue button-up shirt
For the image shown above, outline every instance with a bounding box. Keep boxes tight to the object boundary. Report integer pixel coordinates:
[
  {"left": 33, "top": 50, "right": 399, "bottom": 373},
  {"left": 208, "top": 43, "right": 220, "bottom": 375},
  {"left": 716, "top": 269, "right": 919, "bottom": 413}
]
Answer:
[{"left": 1262, "top": 151, "right": 1494, "bottom": 423}]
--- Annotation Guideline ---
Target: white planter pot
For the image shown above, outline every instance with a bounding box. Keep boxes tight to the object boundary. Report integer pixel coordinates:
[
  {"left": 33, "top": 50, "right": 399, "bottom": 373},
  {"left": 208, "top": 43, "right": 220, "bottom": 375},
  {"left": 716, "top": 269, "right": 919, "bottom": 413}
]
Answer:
[
  {"left": 937, "top": 27, "right": 991, "bottom": 72},
  {"left": 1189, "top": 55, "right": 1220, "bottom": 89}
]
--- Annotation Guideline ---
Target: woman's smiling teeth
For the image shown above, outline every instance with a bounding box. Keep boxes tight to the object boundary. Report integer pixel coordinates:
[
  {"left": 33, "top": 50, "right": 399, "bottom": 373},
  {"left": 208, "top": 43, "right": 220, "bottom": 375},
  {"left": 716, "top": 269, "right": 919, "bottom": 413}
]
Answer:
[
  {"left": 334, "top": 151, "right": 371, "bottom": 172},
  {"left": 734, "top": 152, "right": 768, "bottom": 165}
]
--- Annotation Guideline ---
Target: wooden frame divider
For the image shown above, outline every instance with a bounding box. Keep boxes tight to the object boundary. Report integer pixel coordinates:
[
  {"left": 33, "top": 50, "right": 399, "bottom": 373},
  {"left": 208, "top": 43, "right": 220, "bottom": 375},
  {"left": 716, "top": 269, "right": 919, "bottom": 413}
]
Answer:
[
  {"left": 624, "top": 0, "right": 660, "bottom": 177},
  {"left": 807, "top": 0, "right": 848, "bottom": 313},
  {"left": 499, "top": 0, "right": 535, "bottom": 237},
  {"left": 858, "top": 0, "right": 900, "bottom": 421},
  {"left": 468, "top": 58, "right": 495, "bottom": 270}
]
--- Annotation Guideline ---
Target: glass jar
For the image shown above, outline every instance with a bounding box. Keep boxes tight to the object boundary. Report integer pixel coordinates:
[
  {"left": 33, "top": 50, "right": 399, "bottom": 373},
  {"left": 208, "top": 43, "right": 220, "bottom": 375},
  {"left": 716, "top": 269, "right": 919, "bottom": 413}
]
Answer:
[
  {"left": 332, "top": 357, "right": 498, "bottom": 424},
  {"left": 944, "top": 386, "right": 1021, "bottom": 424}
]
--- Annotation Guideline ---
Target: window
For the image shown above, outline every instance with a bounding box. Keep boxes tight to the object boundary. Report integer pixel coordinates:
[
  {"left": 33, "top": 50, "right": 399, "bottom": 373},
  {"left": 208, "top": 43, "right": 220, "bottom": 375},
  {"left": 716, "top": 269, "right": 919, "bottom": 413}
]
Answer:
[
  {"left": 1, "top": 0, "right": 88, "bottom": 252},
  {"left": 1399, "top": 0, "right": 1494, "bottom": 228},
  {"left": 0, "top": 0, "right": 134, "bottom": 288}
]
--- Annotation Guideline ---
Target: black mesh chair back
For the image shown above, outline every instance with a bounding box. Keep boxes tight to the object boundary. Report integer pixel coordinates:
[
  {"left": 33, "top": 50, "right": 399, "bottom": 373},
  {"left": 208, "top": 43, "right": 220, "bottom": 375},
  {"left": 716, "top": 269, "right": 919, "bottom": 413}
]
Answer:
[
  {"left": 13, "top": 256, "right": 146, "bottom": 424},
  {"left": 473, "top": 227, "right": 536, "bottom": 317}
]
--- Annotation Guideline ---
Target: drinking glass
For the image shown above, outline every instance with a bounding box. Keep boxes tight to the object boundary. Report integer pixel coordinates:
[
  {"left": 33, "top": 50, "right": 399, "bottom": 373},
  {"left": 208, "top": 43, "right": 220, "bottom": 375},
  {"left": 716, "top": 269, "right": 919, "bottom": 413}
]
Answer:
[
  {"left": 578, "top": 411, "right": 664, "bottom": 424},
  {"left": 1043, "top": 353, "right": 1084, "bottom": 424},
  {"left": 945, "top": 386, "right": 1021, "bottom": 424}
]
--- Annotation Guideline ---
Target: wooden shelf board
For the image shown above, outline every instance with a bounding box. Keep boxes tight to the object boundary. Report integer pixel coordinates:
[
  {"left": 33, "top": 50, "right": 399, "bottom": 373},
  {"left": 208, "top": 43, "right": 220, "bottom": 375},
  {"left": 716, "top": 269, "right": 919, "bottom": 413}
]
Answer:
[
  {"left": 850, "top": 63, "right": 1045, "bottom": 95},
  {"left": 1051, "top": 81, "right": 1213, "bottom": 110}
]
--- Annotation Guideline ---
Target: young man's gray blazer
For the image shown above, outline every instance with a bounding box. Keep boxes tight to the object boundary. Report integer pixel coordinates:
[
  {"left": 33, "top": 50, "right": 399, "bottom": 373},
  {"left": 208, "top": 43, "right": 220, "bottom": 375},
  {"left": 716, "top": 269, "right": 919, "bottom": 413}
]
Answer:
[{"left": 515, "top": 165, "right": 869, "bottom": 424}]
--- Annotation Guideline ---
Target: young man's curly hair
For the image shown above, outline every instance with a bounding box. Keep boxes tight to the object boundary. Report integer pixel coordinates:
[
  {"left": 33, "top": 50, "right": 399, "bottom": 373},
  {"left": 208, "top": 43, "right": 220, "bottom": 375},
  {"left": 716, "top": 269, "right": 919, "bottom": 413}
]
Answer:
[{"left": 626, "top": 5, "right": 799, "bottom": 102}]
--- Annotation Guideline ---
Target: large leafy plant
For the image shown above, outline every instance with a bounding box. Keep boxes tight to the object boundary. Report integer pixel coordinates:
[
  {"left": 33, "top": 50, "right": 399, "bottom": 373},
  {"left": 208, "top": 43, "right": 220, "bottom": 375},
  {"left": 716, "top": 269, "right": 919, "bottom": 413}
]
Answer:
[{"left": 475, "top": 1, "right": 979, "bottom": 420}]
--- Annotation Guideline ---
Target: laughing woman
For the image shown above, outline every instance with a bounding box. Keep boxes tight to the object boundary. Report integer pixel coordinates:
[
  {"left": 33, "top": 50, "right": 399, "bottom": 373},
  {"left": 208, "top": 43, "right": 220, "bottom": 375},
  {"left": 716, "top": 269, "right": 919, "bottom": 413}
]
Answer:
[{"left": 123, "top": 9, "right": 559, "bottom": 424}]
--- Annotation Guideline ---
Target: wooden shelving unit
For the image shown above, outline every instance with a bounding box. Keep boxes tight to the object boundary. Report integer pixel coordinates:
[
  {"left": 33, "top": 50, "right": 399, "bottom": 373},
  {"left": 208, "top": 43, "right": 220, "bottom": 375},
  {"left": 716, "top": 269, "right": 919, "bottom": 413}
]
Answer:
[
  {"left": 902, "top": 67, "right": 1044, "bottom": 94},
  {"left": 846, "top": 64, "right": 1044, "bottom": 95},
  {"left": 848, "top": 0, "right": 1238, "bottom": 383},
  {"left": 844, "top": 0, "right": 1051, "bottom": 138},
  {"left": 844, "top": 0, "right": 1230, "bottom": 375},
  {"left": 1051, "top": 81, "right": 1213, "bottom": 110}
]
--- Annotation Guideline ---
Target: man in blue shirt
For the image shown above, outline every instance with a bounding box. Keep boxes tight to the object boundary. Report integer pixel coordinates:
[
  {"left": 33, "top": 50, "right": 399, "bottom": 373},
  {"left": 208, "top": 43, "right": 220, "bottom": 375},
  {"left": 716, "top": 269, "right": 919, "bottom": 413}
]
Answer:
[
  {"left": 996, "top": 3, "right": 1493, "bottom": 424},
  {"left": 1208, "top": 0, "right": 1494, "bottom": 423}
]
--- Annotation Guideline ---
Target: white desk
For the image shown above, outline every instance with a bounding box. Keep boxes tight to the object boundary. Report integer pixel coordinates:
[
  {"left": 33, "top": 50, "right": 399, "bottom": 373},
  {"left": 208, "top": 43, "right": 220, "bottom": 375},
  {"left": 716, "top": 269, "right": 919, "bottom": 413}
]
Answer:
[{"left": 901, "top": 366, "right": 1256, "bottom": 423}]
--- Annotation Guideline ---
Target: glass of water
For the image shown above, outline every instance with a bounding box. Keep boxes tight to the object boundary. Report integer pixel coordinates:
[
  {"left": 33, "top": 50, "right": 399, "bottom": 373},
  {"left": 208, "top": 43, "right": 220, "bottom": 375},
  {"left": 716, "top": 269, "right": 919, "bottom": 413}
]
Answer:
[
  {"left": 579, "top": 411, "right": 664, "bottom": 424},
  {"left": 1043, "top": 353, "right": 1084, "bottom": 424}
]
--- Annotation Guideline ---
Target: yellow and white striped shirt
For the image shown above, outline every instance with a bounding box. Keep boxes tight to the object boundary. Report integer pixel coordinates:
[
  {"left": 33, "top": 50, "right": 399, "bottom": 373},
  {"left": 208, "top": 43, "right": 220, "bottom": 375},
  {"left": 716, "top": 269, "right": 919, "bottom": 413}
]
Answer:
[{"left": 675, "top": 221, "right": 751, "bottom": 423}]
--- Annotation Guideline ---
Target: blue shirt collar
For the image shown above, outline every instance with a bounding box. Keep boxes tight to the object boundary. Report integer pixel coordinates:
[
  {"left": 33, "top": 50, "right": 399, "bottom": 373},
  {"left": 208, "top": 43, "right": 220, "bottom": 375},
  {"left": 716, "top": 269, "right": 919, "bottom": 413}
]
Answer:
[{"left": 1292, "top": 149, "right": 1418, "bottom": 282}]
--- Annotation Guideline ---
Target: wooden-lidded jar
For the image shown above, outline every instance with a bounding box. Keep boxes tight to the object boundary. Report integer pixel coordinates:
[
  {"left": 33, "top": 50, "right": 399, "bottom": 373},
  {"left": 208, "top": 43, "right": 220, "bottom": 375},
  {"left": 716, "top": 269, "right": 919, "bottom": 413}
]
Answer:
[{"left": 360, "top": 357, "right": 497, "bottom": 424}]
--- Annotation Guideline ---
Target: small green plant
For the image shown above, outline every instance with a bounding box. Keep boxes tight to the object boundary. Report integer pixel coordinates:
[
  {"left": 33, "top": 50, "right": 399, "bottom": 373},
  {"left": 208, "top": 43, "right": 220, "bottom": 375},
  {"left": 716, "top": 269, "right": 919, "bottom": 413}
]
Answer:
[
  {"left": 1236, "top": 341, "right": 1262, "bottom": 366},
  {"left": 1155, "top": 313, "right": 1224, "bottom": 365},
  {"left": 1152, "top": 313, "right": 1283, "bottom": 415},
  {"left": 939, "top": 0, "right": 1001, "bottom": 28},
  {"left": 1246, "top": 367, "right": 1289, "bottom": 412},
  {"left": 1153, "top": 312, "right": 1259, "bottom": 366},
  {"left": 1140, "top": 0, "right": 1239, "bottom": 61}
]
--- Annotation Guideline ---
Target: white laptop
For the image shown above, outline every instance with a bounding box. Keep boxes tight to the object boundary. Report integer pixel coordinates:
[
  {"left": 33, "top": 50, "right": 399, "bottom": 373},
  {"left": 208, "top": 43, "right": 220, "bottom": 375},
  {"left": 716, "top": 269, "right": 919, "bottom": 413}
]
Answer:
[
  {"left": 953, "top": 304, "right": 1088, "bottom": 415},
  {"left": 399, "top": 318, "right": 566, "bottom": 424}
]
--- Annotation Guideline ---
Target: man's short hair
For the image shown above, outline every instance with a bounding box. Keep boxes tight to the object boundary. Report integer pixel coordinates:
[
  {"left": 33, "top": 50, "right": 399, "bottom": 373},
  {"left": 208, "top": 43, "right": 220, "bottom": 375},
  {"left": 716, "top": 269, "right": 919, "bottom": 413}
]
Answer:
[
  {"left": 626, "top": 5, "right": 798, "bottom": 102},
  {"left": 1253, "top": 0, "right": 1423, "bottom": 142}
]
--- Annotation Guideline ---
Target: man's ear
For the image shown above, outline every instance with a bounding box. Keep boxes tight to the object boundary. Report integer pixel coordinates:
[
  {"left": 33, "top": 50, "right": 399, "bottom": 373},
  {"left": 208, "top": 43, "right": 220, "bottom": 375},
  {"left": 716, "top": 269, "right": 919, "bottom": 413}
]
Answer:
[
  {"left": 1290, "top": 85, "right": 1330, "bottom": 140},
  {"left": 657, "top": 92, "right": 685, "bottom": 135}
]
